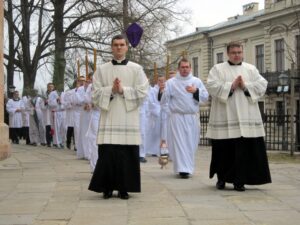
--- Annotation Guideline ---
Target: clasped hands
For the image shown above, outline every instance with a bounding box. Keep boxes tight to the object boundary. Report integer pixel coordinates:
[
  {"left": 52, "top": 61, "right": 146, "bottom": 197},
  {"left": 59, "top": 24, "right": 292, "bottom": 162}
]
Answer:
[
  {"left": 112, "top": 78, "right": 124, "bottom": 95},
  {"left": 186, "top": 84, "right": 197, "bottom": 93},
  {"left": 231, "top": 75, "right": 246, "bottom": 91}
]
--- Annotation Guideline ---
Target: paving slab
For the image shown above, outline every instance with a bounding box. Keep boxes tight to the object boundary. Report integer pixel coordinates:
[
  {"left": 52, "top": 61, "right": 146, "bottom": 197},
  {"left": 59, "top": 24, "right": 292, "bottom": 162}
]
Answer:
[{"left": 0, "top": 144, "right": 300, "bottom": 225}]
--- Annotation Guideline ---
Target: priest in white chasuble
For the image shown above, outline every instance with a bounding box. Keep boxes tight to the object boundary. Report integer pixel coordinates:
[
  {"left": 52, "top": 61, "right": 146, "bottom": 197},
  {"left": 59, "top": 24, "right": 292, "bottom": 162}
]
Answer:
[
  {"left": 88, "top": 34, "right": 149, "bottom": 200},
  {"left": 206, "top": 41, "right": 271, "bottom": 192},
  {"left": 161, "top": 58, "right": 209, "bottom": 179}
]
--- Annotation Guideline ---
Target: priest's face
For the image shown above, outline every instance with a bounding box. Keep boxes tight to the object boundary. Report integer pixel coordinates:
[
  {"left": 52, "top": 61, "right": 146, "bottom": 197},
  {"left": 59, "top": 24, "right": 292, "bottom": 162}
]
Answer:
[
  {"left": 111, "top": 39, "right": 128, "bottom": 60},
  {"left": 178, "top": 62, "right": 191, "bottom": 77},
  {"left": 227, "top": 46, "right": 243, "bottom": 64}
]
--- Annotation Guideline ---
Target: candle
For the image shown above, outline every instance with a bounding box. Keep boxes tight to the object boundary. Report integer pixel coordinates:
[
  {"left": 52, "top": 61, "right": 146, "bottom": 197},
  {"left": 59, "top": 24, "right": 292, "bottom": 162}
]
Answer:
[
  {"left": 77, "top": 59, "right": 80, "bottom": 77},
  {"left": 165, "top": 55, "right": 170, "bottom": 80},
  {"left": 85, "top": 50, "right": 88, "bottom": 80},
  {"left": 154, "top": 62, "right": 158, "bottom": 84},
  {"left": 93, "top": 48, "right": 97, "bottom": 72}
]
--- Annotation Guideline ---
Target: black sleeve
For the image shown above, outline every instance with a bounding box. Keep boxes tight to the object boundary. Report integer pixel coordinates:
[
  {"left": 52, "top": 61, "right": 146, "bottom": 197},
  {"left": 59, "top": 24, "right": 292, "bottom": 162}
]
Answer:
[
  {"left": 244, "top": 89, "right": 251, "bottom": 97},
  {"left": 158, "top": 91, "right": 163, "bottom": 101},
  {"left": 193, "top": 88, "right": 199, "bottom": 101},
  {"left": 228, "top": 89, "right": 234, "bottom": 97},
  {"left": 110, "top": 94, "right": 114, "bottom": 101}
]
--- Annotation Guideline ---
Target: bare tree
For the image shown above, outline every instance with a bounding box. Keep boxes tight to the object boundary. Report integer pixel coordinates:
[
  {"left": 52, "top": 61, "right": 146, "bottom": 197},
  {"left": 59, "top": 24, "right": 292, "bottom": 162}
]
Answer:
[
  {"left": 4, "top": 0, "right": 188, "bottom": 91},
  {"left": 4, "top": 0, "right": 54, "bottom": 90}
]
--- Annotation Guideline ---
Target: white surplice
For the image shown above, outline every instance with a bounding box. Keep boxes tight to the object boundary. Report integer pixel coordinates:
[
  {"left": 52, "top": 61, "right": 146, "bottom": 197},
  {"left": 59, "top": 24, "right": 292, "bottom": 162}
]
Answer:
[
  {"left": 6, "top": 98, "right": 24, "bottom": 128},
  {"left": 92, "top": 61, "right": 149, "bottom": 145},
  {"left": 206, "top": 62, "right": 267, "bottom": 139}
]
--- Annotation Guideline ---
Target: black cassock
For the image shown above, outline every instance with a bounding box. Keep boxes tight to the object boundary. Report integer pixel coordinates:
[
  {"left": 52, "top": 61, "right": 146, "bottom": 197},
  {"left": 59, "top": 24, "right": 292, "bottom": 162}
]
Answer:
[
  {"left": 210, "top": 137, "right": 272, "bottom": 185},
  {"left": 89, "top": 144, "right": 141, "bottom": 193}
]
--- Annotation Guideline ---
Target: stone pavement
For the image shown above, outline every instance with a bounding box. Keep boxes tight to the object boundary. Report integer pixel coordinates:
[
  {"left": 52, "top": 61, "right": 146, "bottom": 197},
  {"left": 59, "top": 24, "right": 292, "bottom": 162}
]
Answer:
[{"left": 0, "top": 144, "right": 300, "bottom": 225}]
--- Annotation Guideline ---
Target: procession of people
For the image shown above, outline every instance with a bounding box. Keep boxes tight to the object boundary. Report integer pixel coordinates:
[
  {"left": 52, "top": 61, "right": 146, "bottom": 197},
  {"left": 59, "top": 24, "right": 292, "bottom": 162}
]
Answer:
[{"left": 5, "top": 36, "right": 271, "bottom": 200}]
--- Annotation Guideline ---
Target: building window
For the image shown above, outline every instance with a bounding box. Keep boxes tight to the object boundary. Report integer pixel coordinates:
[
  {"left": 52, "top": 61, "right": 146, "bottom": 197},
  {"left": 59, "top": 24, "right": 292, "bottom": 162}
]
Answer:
[
  {"left": 296, "top": 35, "right": 300, "bottom": 70},
  {"left": 192, "top": 57, "right": 199, "bottom": 76},
  {"left": 255, "top": 45, "right": 264, "bottom": 73},
  {"left": 275, "top": 39, "right": 285, "bottom": 72},
  {"left": 216, "top": 53, "right": 224, "bottom": 63}
]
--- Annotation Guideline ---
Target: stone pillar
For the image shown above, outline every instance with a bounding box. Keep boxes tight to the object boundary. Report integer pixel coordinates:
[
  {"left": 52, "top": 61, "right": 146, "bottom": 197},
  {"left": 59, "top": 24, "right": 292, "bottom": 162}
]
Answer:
[{"left": 0, "top": 0, "right": 11, "bottom": 160}]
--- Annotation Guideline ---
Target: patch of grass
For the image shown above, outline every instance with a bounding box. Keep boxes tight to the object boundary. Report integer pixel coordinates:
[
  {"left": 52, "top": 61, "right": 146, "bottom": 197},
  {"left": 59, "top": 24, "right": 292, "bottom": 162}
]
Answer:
[{"left": 267, "top": 152, "right": 300, "bottom": 164}]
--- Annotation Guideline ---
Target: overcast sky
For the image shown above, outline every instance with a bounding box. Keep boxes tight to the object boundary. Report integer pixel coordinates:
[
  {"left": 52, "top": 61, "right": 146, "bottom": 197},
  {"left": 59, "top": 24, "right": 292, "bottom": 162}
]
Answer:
[{"left": 179, "top": 0, "right": 265, "bottom": 35}]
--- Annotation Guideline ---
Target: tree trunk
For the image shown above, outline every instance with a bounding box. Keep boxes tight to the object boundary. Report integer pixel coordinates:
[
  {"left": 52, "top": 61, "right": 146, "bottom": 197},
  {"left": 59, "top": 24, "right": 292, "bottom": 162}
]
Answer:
[
  {"left": 6, "top": 0, "right": 15, "bottom": 92},
  {"left": 20, "top": 0, "right": 35, "bottom": 90},
  {"left": 52, "top": 0, "right": 66, "bottom": 92}
]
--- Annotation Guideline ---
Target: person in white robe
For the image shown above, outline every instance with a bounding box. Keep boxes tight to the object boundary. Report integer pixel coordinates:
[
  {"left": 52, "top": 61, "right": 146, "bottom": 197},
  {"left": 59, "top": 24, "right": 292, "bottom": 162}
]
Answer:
[
  {"left": 42, "top": 83, "right": 55, "bottom": 147},
  {"left": 71, "top": 77, "right": 86, "bottom": 154},
  {"left": 73, "top": 77, "right": 89, "bottom": 158},
  {"left": 35, "top": 95, "right": 47, "bottom": 145},
  {"left": 6, "top": 91, "right": 24, "bottom": 144},
  {"left": 139, "top": 92, "right": 149, "bottom": 163},
  {"left": 89, "top": 35, "right": 149, "bottom": 200},
  {"left": 206, "top": 41, "right": 271, "bottom": 192},
  {"left": 48, "top": 84, "right": 64, "bottom": 148},
  {"left": 24, "top": 94, "right": 40, "bottom": 146},
  {"left": 84, "top": 82, "right": 101, "bottom": 172},
  {"left": 63, "top": 87, "right": 76, "bottom": 150},
  {"left": 57, "top": 92, "right": 66, "bottom": 147},
  {"left": 161, "top": 58, "right": 208, "bottom": 178},
  {"left": 145, "top": 76, "right": 165, "bottom": 156},
  {"left": 80, "top": 78, "right": 93, "bottom": 160},
  {"left": 21, "top": 95, "right": 31, "bottom": 144}
]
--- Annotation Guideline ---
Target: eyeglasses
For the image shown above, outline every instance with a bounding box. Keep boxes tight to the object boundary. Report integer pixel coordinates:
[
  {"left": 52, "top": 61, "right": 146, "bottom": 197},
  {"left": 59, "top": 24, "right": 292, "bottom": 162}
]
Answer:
[
  {"left": 229, "top": 51, "right": 242, "bottom": 55},
  {"left": 112, "top": 44, "right": 126, "bottom": 47}
]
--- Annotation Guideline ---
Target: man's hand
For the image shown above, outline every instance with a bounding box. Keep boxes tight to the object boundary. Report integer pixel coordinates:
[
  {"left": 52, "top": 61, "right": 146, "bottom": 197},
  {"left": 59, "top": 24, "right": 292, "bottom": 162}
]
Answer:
[
  {"left": 112, "top": 78, "right": 119, "bottom": 94},
  {"left": 112, "top": 78, "right": 123, "bottom": 95},
  {"left": 231, "top": 76, "right": 241, "bottom": 90},
  {"left": 186, "top": 84, "right": 197, "bottom": 93},
  {"left": 238, "top": 76, "right": 246, "bottom": 90}
]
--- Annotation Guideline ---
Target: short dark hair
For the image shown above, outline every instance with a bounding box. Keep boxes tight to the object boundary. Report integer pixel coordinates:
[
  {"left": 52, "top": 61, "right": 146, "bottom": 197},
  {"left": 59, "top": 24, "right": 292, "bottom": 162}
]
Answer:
[
  {"left": 111, "top": 34, "right": 128, "bottom": 46},
  {"left": 177, "top": 58, "right": 191, "bottom": 68},
  {"left": 226, "top": 41, "right": 243, "bottom": 53}
]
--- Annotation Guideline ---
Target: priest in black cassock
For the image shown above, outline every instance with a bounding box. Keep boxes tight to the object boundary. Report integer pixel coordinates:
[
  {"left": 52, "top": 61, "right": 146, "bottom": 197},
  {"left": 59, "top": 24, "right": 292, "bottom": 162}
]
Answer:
[
  {"left": 206, "top": 41, "right": 271, "bottom": 191},
  {"left": 88, "top": 34, "right": 148, "bottom": 199}
]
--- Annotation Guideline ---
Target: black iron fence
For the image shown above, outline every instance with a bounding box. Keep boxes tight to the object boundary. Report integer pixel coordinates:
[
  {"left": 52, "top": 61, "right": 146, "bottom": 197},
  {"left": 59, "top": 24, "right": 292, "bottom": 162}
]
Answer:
[{"left": 199, "top": 109, "right": 300, "bottom": 151}]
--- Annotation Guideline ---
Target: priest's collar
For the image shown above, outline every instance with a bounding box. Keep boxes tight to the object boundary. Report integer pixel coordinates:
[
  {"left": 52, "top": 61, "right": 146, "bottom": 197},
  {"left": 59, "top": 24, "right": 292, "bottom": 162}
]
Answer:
[
  {"left": 228, "top": 60, "right": 242, "bottom": 66},
  {"left": 112, "top": 58, "right": 128, "bottom": 65}
]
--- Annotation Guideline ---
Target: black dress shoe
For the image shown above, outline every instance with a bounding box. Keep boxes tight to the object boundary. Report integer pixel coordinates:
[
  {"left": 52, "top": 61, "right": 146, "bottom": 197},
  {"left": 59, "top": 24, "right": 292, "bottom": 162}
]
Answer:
[
  {"left": 179, "top": 172, "right": 189, "bottom": 179},
  {"left": 216, "top": 180, "right": 225, "bottom": 190},
  {"left": 66, "top": 142, "right": 71, "bottom": 149},
  {"left": 103, "top": 190, "right": 113, "bottom": 199},
  {"left": 234, "top": 184, "right": 245, "bottom": 192},
  {"left": 139, "top": 157, "right": 147, "bottom": 163},
  {"left": 118, "top": 191, "right": 129, "bottom": 200}
]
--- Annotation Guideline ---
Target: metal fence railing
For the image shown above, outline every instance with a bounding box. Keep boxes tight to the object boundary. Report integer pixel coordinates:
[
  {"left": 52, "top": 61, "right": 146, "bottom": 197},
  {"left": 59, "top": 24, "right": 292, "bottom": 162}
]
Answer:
[{"left": 199, "top": 109, "right": 300, "bottom": 152}]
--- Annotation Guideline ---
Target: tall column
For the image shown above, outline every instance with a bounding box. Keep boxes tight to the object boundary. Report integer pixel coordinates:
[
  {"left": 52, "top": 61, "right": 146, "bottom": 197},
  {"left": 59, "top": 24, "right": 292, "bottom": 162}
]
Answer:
[{"left": 0, "top": 0, "right": 11, "bottom": 160}]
